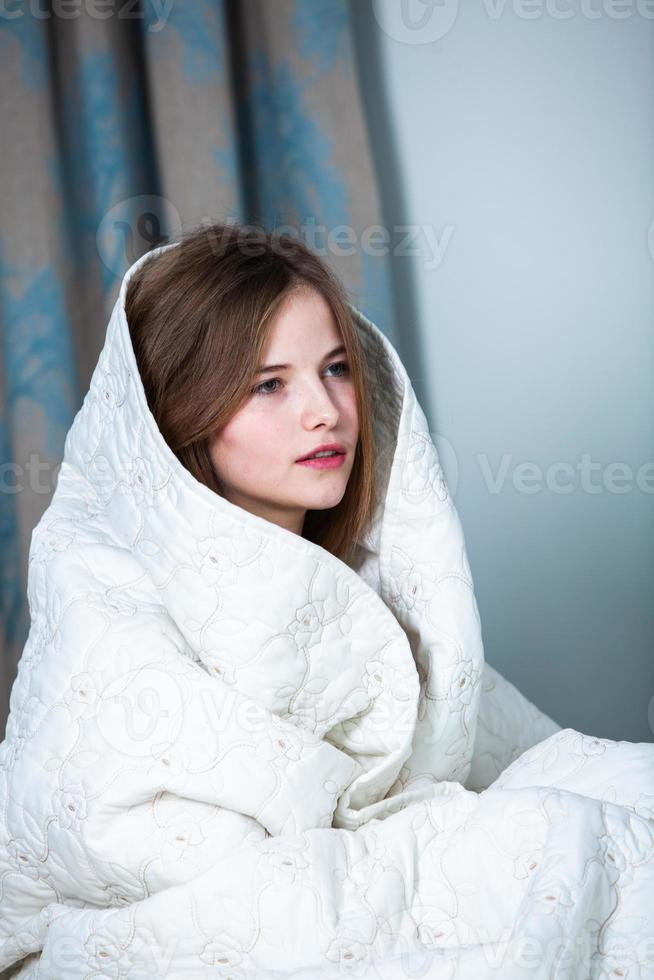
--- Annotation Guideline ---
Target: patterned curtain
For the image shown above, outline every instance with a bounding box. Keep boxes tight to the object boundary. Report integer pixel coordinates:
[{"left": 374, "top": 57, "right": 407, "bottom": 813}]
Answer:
[{"left": 0, "top": 0, "right": 397, "bottom": 735}]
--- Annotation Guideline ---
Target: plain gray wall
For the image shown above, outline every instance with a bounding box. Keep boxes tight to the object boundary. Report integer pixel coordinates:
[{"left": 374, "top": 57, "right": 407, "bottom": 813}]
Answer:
[{"left": 351, "top": 0, "right": 654, "bottom": 741}]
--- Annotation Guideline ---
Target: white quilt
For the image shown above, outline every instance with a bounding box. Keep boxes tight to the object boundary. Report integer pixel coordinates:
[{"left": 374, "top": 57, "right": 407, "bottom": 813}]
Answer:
[{"left": 1, "top": 243, "right": 653, "bottom": 979}]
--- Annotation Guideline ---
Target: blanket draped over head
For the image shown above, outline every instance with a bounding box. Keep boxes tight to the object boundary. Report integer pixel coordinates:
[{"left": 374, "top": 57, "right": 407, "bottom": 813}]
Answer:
[{"left": 1, "top": 243, "right": 653, "bottom": 980}]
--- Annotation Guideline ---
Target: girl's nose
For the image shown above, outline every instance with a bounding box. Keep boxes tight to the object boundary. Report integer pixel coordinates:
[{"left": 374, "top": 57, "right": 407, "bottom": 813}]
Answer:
[{"left": 300, "top": 381, "right": 339, "bottom": 428}]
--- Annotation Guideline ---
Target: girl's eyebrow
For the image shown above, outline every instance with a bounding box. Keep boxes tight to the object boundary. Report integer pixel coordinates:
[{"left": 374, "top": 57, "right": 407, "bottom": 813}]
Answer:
[{"left": 256, "top": 344, "right": 347, "bottom": 375}]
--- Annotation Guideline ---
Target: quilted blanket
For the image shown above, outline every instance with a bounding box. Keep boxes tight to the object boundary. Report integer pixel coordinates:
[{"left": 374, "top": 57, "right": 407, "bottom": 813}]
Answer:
[{"left": 1, "top": 243, "right": 653, "bottom": 979}]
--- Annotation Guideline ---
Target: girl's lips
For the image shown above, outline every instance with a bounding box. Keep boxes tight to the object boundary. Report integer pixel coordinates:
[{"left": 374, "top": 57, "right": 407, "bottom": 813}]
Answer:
[{"left": 296, "top": 452, "right": 346, "bottom": 470}]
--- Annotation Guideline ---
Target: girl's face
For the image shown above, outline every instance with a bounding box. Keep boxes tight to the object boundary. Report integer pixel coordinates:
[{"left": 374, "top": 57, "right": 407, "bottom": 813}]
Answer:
[{"left": 208, "top": 287, "right": 360, "bottom": 535}]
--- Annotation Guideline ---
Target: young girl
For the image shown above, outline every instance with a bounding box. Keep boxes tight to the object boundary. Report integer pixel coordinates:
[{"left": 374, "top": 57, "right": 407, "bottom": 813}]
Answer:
[
  {"left": 124, "top": 221, "right": 377, "bottom": 557},
  {"left": 1, "top": 222, "right": 651, "bottom": 979}
]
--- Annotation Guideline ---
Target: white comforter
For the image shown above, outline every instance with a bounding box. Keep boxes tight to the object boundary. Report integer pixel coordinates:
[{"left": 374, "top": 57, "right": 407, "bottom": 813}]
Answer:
[{"left": 1, "top": 243, "right": 652, "bottom": 979}]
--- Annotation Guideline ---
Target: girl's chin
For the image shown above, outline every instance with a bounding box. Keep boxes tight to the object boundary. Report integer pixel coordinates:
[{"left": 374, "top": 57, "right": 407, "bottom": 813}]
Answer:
[
  {"left": 286, "top": 472, "right": 350, "bottom": 509},
  {"left": 302, "top": 490, "right": 347, "bottom": 510}
]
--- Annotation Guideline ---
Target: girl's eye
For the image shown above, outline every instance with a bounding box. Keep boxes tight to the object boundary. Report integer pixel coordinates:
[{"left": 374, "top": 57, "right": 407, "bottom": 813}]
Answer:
[
  {"left": 326, "top": 360, "right": 350, "bottom": 379},
  {"left": 251, "top": 378, "right": 282, "bottom": 396},
  {"left": 251, "top": 361, "right": 350, "bottom": 396}
]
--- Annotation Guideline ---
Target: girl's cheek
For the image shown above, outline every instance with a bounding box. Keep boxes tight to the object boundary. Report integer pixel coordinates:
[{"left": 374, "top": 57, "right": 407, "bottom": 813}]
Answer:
[{"left": 343, "top": 386, "right": 359, "bottom": 417}]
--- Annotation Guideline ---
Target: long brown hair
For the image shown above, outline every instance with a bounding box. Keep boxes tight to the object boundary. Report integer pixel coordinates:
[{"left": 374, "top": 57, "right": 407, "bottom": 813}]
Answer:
[{"left": 124, "top": 221, "right": 378, "bottom": 564}]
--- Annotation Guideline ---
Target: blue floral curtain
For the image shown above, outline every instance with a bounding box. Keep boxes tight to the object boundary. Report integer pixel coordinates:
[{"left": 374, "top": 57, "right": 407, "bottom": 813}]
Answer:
[{"left": 0, "top": 0, "right": 397, "bottom": 734}]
